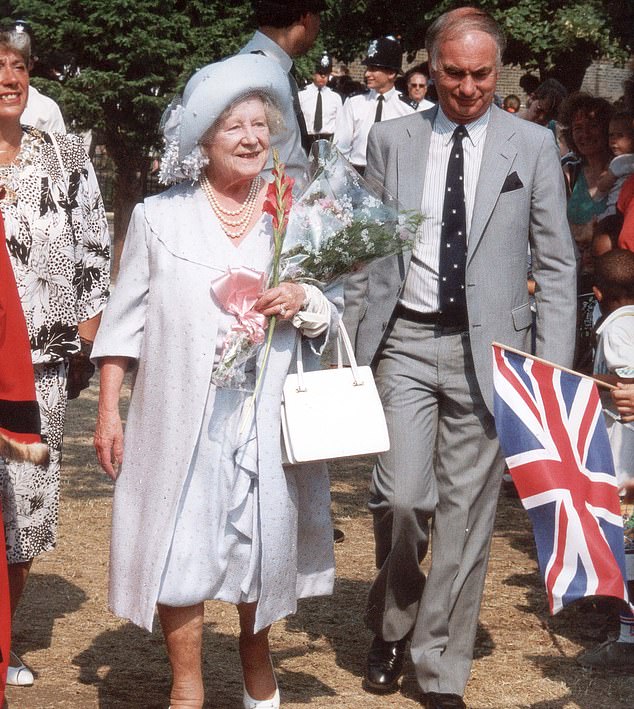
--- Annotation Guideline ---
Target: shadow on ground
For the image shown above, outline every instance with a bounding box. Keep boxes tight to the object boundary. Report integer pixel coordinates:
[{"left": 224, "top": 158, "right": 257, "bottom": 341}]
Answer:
[
  {"left": 13, "top": 573, "right": 87, "bottom": 657},
  {"left": 73, "top": 618, "right": 339, "bottom": 708}
]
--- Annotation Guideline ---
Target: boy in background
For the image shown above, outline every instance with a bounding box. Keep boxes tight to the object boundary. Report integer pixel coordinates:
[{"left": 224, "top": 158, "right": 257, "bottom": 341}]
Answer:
[{"left": 579, "top": 249, "right": 634, "bottom": 670}]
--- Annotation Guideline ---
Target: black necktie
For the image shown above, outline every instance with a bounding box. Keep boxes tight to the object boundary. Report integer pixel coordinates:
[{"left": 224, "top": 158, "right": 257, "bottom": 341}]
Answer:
[
  {"left": 314, "top": 87, "right": 323, "bottom": 133},
  {"left": 289, "top": 64, "right": 311, "bottom": 155},
  {"left": 374, "top": 94, "right": 384, "bottom": 122},
  {"left": 438, "top": 125, "right": 468, "bottom": 323}
]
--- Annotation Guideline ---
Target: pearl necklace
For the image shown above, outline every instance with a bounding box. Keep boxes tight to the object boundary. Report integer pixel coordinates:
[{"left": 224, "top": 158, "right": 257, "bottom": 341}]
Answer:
[{"left": 201, "top": 173, "right": 261, "bottom": 239}]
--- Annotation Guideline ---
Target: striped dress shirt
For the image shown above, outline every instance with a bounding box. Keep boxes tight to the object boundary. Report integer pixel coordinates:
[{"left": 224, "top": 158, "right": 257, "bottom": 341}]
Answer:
[{"left": 400, "top": 107, "right": 490, "bottom": 313}]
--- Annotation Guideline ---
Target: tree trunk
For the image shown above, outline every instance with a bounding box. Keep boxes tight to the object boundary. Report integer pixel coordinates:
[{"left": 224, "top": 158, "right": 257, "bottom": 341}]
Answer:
[
  {"left": 545, "top": 51, "right": 593, "bottom": 93},
  {"left": 108, "top": 149, "right": 148, "bottom": 277}
]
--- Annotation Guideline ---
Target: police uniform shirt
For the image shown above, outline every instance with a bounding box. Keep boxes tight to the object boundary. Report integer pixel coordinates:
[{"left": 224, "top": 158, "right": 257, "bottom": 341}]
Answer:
[
  {"left": 414, "top": 98, "right": 436, "bottom": 113},
  {"left": 334, "top": 87, "right": 416, "bottom": 167},
  {"left": 298, "top": 83, "right": 343, "bottom": 135},
  {"left": 240, "top": 31, "right": 309, "bottom": 186}
]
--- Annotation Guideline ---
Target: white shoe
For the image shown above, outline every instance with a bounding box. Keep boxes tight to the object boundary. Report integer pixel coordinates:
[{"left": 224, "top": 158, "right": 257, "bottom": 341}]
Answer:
[
  {"left": 243, "top": 685, "right": 280, "bottom": 709},
  {"left": 6, "top": 651, "right": 34, "bottom": 686}
]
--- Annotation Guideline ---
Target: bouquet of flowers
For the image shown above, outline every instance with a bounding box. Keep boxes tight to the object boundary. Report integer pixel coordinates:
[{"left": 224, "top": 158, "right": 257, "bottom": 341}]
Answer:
[
  {"left": 278, "top": 140, "right": 422, "bottom": 286},
  {"left": 211, "top": 143, "right": 421, "bottom": 389}
]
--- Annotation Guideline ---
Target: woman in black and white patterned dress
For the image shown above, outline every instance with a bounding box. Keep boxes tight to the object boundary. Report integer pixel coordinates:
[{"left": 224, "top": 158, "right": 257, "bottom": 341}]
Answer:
[{"left": 0, "top": 24, "right": 110, "bottom": 686}]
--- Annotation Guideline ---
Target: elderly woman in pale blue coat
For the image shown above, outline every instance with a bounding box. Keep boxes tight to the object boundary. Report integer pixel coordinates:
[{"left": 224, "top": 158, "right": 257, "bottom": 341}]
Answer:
[{"left": 92, "top": 54, "right": 341, "bottom": 709}]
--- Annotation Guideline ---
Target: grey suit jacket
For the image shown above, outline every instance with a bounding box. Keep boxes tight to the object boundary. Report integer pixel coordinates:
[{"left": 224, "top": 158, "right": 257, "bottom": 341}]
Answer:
[{"left": 351, "top": 105, "right": 577, "bottom": 412}]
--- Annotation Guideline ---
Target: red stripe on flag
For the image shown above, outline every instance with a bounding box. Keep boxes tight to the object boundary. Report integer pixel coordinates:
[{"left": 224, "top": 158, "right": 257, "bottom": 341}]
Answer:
[
  {"left": 493, "top": 346, "right": 542, "bottom": 422},
  {"left": 546, "top": 501, "right": 569, "bottom": 613}
]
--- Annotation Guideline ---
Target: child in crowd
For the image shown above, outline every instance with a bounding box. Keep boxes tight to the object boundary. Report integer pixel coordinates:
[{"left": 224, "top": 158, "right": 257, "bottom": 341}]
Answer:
[
  {"left": 591, "top": 115, "right": 634, "bottom": 258},
  {"left": 593, "top": 249, "right": 634, "bottom": 485},
  {"left": 502, "top": 94, "right": 520, "bottom": 113},
  {"left": 594, "top": 112, "right": 634, "bottom": 220},
  {"left": 578, "top": 249, "right": 634, "bottom": 670}
]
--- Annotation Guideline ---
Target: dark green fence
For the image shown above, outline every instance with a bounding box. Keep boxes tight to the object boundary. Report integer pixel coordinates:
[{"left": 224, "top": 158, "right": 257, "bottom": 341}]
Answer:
[{"left": 92, "top": 149, "right": 166, "bottom": 212}]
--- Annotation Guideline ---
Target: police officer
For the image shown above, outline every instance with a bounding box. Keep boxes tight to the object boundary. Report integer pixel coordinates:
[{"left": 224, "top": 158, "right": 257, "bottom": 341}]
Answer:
[
  {"left": 299, "top": 54, "right": 343, "bottom": 147},
  {"left": 334, "top": 36, "right": 416, "bottom": 174}
]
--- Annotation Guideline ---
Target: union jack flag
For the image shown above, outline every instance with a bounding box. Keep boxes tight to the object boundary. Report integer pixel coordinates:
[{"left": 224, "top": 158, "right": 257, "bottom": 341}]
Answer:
[{"left": 492, "top": 344, "right": 630, "bottom": 614}]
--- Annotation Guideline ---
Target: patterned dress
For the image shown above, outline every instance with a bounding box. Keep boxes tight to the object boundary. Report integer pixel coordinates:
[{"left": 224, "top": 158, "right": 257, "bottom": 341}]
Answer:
[{"left": 0, "top": 126, "right": 110, "bottom": 563}]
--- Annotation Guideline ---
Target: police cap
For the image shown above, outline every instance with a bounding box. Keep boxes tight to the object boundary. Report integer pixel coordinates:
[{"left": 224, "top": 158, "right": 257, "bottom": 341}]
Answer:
[{"left": 362, "top": 36, "right": 403, "bottom": 73}]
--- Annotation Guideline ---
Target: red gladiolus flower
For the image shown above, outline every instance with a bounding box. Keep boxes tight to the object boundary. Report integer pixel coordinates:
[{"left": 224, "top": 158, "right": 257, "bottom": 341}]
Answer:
[
  {"left": 263, "top": 166, "right": 294, "bottom": 230},
  {"left": 240, "top": 151, "right": 294, "bottom": 428},
  {"left": 262, "top": 182, "right": 278, "bottom": 225}
]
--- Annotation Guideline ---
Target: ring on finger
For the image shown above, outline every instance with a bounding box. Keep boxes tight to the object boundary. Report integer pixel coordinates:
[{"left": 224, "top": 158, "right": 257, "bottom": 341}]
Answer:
[{"left": 279, "top": 304, "right": 287, "bottom": 317}]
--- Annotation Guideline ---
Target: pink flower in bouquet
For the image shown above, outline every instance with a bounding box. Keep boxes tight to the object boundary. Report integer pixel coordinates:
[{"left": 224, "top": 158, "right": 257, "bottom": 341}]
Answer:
[{"left": 211, "top": 267, "right": 269, "bottom": 344}]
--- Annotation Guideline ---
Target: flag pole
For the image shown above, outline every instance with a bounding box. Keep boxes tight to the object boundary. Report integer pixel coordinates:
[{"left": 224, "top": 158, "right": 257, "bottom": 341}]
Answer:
[{"left": 492, "top": 342, "right": 618, "bottom": 391}]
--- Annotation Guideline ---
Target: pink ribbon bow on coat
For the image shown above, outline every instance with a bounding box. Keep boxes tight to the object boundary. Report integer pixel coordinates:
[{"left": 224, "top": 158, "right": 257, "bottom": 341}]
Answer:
[{"left": 210, "top": 267, "right": 269, "bottom": 344}]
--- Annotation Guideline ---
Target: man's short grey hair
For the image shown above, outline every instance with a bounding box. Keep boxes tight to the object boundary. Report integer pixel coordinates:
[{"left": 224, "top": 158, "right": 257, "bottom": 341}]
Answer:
[
  {"left": 425, "top": 7, "right": 506, "bottom": 70},
  {"left": 202, "top": 91, "right": 285, "bottom": 144}
]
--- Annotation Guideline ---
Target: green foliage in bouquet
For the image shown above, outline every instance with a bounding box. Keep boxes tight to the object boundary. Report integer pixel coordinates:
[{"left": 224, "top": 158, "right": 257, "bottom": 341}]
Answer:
[
  {"left": 281, "top": 205, "right": 421, "bottom": 286},
  {"left": 279, "top": 142, "right": 423, "bottom": 287}
]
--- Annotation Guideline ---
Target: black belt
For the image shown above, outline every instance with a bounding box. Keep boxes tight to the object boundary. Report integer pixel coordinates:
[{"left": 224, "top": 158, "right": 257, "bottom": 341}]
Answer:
[{"left": 394, "top": 303, "right": 468, "bottom": 329}]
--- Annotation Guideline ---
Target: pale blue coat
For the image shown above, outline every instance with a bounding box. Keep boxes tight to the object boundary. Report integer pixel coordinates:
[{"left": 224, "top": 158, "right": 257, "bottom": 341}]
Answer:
[{"left": 92, "top": 183, "right": 341, "bottom": 633}]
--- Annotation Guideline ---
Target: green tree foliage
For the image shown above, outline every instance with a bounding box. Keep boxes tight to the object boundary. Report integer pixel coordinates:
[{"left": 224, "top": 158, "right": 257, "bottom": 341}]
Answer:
[
  {"left": 1, "top": 0, "right": 630, "bottom": 251},
  {"left": 2, "top": 0, "right": 254, "bottom": 249},
  {"left": 491, "top": 0, "right": 632, "bottom": 89},
  {"left": 321, "top": 0, "right": 632, "bottom": 90}
]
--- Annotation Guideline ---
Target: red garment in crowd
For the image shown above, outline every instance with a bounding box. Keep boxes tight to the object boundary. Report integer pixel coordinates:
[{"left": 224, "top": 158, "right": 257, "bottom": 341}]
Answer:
[
  {"left": 617, "top": 174, "right": 634, "bottom": 252},
  {"left": 0, "top": 210, "right": 48, "bottom": 701},
  {"left": 0, "top": 213, "right": 47, "bottom": 462}
]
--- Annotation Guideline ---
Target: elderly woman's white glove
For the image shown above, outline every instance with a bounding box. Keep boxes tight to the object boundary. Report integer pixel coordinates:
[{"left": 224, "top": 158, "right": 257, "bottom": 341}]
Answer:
[
  {"left": 254, "top": 282, "right": 330, "bottom": 337},
  {"left": 291, "top": 284, "right": 330, "bottom": 337}
]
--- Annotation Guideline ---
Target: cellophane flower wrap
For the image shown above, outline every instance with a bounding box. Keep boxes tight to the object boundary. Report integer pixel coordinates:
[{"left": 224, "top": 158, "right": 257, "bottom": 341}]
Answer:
[
  {"left": 278, "top": 140, "right": 422, "bottom": 286},
  {"left": 210, "top": 151, "right": 294, "bottom": 389}
]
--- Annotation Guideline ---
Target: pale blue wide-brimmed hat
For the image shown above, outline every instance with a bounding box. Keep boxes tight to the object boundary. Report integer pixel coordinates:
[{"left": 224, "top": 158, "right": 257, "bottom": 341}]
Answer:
[{"left": 159, "top": 53, "right": 291, "bottom": 184}]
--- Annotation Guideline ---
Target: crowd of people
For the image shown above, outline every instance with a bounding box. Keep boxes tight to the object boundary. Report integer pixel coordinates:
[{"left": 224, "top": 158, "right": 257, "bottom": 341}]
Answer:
[{"left": 1, "top": 2, "right": 634, "bottom": 709}]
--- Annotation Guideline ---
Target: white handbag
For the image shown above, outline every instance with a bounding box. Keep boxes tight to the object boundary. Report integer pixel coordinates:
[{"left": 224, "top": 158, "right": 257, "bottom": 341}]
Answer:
[{"left": 281, "top": 322, "right": 390, "bottom": 464}]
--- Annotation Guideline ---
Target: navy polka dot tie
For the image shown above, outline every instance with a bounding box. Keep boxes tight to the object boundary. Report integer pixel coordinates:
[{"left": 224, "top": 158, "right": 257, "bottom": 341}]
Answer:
[{"left": 438, "top": 125, "right": 468, "bottom": 324}]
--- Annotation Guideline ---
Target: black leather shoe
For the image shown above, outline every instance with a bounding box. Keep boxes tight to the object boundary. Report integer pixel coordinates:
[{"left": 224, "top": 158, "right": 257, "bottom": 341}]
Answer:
[
  {"left": 423, "top": 692, "right": 466, "bottom": 709},
  {"left": 364, "top": 635, "right": 407, "bottom": 693}
]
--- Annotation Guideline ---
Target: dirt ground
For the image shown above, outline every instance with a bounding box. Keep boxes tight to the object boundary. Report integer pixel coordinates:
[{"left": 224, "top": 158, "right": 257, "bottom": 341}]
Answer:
[{"left": 6, "top": 379, "right": 634, "bottom": 709}]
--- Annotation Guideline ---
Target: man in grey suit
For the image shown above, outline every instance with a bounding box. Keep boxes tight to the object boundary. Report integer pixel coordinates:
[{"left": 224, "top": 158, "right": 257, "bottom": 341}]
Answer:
[{"left": 353, "top": 8, "right": 577, "bottom": 709}]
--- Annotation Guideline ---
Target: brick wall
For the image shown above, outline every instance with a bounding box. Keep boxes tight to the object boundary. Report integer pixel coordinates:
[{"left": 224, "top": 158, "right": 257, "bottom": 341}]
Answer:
[{"left": 348, "top": 50, "right": 631, "bottom": 107}]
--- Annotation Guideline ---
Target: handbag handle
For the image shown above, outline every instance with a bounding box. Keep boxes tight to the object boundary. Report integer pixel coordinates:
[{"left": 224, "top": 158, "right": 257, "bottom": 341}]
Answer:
[{"left": 294, "top": 320, "right": 364, "bottom": 392}]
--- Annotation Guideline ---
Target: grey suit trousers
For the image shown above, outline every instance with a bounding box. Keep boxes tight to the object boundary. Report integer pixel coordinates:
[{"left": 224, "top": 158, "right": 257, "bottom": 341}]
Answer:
[{"left": 366, "top": 316, "right": 504, "bottom": 695}]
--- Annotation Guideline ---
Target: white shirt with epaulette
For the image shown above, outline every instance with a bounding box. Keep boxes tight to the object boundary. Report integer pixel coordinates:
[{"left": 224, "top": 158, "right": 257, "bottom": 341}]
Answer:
[
  {"left": 414, "top": 98, "right": 436, "bottom": 112},
  {"left": 334, "top": 87, "right": 416, "bottom": 167},
  {"left": 298, "top": 83, "right": 343, "bottom": 135}
]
